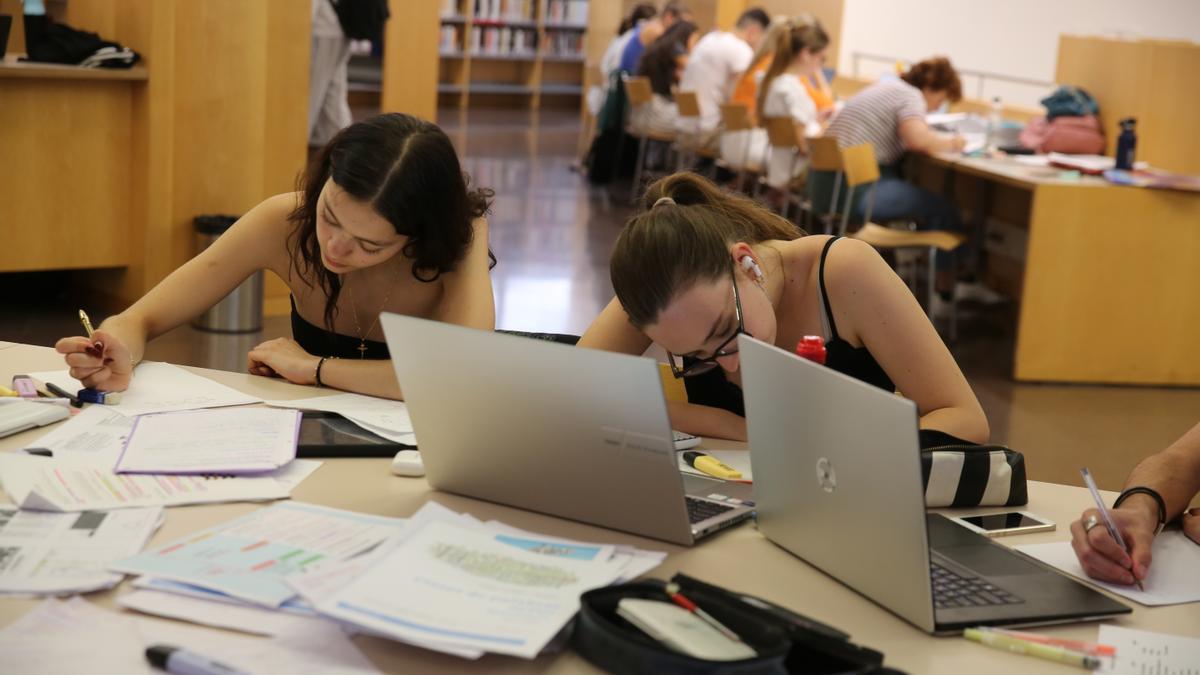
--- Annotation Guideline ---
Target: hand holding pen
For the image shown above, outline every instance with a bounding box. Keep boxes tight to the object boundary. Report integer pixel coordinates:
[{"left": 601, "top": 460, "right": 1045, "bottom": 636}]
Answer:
[
  {"left": 53, "top": 309, "right": 135, "bottom": 392},
  {"left": 1074, "top": 468, "right": 1152, "bottom": 589}
]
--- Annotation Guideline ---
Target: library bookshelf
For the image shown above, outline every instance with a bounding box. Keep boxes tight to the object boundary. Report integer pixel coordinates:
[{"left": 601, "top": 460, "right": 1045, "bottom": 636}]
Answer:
[{"left": 439, "top": 0, "right": 589, "bottom": 108}]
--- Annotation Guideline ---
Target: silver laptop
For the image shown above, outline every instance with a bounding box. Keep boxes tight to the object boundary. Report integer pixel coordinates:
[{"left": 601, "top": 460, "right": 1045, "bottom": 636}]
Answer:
[
  {"left": 380, "top": 313, "right": 753, "bottom": 546},
  {"left": 738, "top": 335, "right": 1129, "bottom": 635}
]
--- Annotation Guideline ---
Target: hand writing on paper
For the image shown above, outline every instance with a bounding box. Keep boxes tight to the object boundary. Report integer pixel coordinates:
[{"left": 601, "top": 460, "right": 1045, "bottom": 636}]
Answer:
[
  {"left": 55, "top": 330, "right": 134, "bottom": 392},
  {"left": 1070, "top": 505, "right": 1157, "bottom": 586},
  {"left": 247, "top": 337, "right": 320, "bottom": 385}
]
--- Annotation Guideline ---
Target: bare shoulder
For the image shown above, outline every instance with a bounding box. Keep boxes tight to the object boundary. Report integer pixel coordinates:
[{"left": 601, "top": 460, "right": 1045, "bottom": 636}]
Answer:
[
  {"left": 227, "top": 192, "right": 305, "bottom": 281},
  {"left": 820, "top": 236, "right": 888, "bottom": 286}
]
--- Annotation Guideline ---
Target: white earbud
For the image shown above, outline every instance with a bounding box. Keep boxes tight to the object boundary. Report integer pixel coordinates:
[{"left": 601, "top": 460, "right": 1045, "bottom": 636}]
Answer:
[{"left": 741, "top": 256, "right": 764, "bottom": 282}]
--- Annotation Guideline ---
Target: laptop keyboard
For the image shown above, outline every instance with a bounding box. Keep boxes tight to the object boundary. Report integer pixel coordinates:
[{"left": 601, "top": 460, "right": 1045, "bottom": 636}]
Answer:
[
  {"left": 685, "top": 497, "right": 734, "bottom": 524},
  {"left": 930, "top": 562, "right": 1024, "bottom": 609}
]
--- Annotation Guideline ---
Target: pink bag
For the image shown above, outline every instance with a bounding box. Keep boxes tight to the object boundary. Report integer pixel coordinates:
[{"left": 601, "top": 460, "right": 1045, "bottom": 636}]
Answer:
[{"left": 1019, "top": 115, "right": 1105, "bottom": 154}]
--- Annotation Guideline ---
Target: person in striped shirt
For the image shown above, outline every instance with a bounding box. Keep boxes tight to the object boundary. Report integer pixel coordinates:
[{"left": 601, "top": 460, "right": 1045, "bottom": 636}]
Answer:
[{"left": 815, "top": 57, "right": 965, "bottom": 293}]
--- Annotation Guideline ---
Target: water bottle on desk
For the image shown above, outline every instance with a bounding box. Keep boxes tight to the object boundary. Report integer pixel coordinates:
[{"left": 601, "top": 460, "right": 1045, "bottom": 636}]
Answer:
[
  {"left": 986, "top": 96, "right": 1003, "bottom": 152},
  {"left": 1115, "top": 118, "right": 1137, "bottom": 171}
]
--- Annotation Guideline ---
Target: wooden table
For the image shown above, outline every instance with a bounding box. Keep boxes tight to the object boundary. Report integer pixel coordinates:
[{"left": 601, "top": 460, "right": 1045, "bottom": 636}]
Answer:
[
  {"left": 2, "top": 343, "right": 1196, "bottom": 674},
  {"left": 914, "top": 152, "right": 1200, "bottom": 387}
]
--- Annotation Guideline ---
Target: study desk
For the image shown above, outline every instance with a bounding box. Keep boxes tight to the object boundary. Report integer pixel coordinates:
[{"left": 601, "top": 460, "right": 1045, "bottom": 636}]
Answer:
[
  {"left": 912, "top": 152, "right": 1200, "bottom": 387},
  {"left": 2, "top": 343, "right": 1198, "bottom": 674}
]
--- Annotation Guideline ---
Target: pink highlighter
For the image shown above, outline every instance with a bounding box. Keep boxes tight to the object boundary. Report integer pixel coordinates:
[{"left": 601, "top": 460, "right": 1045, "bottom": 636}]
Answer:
[{"left": 11, "top": 375, "right": 39, "bottom": 399}]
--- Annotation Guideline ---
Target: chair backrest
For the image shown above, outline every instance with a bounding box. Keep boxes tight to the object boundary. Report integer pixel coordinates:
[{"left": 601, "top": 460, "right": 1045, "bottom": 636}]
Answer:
[
  {"left": 623, "top": 76, "right": 653, "bottom": 106},
  {"left": 720, "top": 103, "right": 753, "bottom": 132},
  {"left": 675, "top": 90, "right": 701, "bottom": 118},
  {"left": 840, "top": 143, "right": 881, "bottom": 188},
  {"left": 762, "top": 117, "right": 800, "bottom": 149},
  {"left": 808, "top": 136, "right": 842, "bottom": 172}
]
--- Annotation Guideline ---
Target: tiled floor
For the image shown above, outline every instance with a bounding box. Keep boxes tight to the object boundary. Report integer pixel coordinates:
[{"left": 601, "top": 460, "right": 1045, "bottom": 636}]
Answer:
[{"left": 3, "top": 108, "right": 1198, "bottom": 495}]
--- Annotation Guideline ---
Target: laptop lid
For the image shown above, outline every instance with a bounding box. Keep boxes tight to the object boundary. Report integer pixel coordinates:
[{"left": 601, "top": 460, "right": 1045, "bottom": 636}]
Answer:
[
  {"left": 738, "top": 335, "right": 937, "bottom": 633},
  {"left": 381, "top": 313, "right": 701, "bottom": 546}
]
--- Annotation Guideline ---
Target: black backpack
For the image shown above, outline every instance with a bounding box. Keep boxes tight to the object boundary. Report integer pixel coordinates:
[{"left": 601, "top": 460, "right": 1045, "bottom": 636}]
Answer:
[
  {"left": 331, "top": 0, "right": 390, "bottom": 40},
  {"left": 24, "top": 16, "right": 139, "bottom": 68}
]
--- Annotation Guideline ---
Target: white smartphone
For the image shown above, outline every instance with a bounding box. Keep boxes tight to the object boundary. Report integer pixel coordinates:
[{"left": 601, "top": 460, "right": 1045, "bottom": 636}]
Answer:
[{"left": 949, "top": 511, "right": 1055, "bottom": 537}]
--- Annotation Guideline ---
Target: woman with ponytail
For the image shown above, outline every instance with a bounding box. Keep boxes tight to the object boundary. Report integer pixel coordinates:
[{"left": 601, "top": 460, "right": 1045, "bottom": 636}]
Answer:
[
  {"left": 579, "top": 172, "right": 988, "bottom": 445},
  {"left": 756, "top": 18, "right": 830, "bottom": 188}
]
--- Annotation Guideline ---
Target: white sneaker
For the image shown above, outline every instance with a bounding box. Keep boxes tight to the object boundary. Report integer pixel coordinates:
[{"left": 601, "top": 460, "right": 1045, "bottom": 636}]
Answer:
[
  {"left": 954, "top": 281, "right": 1007, "bottom": 305},
  {"left": 929, "top": 294, "right": 955, "bottom": 321}
]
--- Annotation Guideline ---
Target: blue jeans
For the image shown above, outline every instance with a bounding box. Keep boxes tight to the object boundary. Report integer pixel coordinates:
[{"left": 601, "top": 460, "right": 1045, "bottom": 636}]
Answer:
[{"left": 848, "top": 166, "right": 963, "bottom": 273}]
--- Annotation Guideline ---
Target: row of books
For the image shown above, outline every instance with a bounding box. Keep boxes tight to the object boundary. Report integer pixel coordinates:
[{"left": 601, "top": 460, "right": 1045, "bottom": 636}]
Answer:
[
  {"left": 440, "top": 0, "right": 586, "bottom": 25},
  {"left": 440, "top": 27, "right": 585, "bottom": 58},
  {"left": 544, "top": 0, "right": 588, "bottom": 25}
]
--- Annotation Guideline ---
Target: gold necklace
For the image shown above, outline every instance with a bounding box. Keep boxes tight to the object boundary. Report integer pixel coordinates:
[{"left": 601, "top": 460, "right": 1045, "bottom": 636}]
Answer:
[{"left": 345, "top": 271, "right": 399, "bottom": 359}]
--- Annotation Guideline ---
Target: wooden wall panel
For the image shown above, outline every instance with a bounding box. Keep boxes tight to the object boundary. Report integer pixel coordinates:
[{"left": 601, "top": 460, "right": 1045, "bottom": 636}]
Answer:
[
  {"left": 0, "top": 80, "right": 131, "bottom": 271},
  {"left": 382, "top": 0, "right": 439, "bottom": 121}
]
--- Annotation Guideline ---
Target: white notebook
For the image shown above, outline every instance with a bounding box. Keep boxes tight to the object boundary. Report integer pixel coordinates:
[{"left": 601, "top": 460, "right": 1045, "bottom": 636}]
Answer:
[
  {"left": 617, "top": 598, "right": 757, "bottom": 661},
  {"left": 115, "top": 408, "right": 301, "bottom": 475},
  {"left": 0, "top": 399, "right": 68, "bottom": 438}
]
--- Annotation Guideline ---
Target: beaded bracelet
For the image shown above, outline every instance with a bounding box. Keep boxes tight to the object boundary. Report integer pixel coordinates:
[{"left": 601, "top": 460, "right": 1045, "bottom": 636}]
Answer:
[
  {"left": 314, "top": 356, "right": 329, "bottom": 388},
  {"left": 1113, "top": 486, "right": 1168, "bottom": 535}
]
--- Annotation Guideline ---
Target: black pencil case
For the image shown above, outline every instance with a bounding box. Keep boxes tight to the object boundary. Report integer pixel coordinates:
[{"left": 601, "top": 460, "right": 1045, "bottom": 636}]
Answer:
[{"left": 572, "top": 573, "right": 900, "bottom": 675}]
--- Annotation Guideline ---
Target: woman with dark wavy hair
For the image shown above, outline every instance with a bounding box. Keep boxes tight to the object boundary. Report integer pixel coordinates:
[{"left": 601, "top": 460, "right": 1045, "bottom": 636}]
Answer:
[{"left": 55, "top": 113, "right": 495, "bottom": 399}]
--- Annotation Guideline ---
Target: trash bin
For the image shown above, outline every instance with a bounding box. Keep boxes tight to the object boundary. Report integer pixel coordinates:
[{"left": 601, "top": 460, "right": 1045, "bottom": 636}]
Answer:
[{"left": 192, "top": 215, "right": 263, "bottom": 333}]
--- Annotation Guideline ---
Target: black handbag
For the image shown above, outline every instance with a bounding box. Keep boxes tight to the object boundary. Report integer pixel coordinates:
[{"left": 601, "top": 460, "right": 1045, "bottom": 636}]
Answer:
[{"left": 572, "top": 573, "right": 900, "bottom": 675}]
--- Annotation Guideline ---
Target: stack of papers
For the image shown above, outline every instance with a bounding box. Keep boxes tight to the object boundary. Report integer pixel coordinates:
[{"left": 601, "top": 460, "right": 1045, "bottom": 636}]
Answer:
[
  {"left": 288, "top": 502, "right": 667, "bottom": 659},
  {"left": 1097, "top": 625, "right": 1200, "bottom": 674},
  {"left": 29, "top": 362, "right": 262, "bottom": 417},
  {"left": 0, "top": 453, "right": 321, "bottom": 511},
  {"left": 116, "top": 408, "right": 301, "bottom": 474},
  {"left": 267, "top": 393, "right": 416, "bottom": 444},
  {"left": 0, "top": 506, "right": 162, "bottom": 595},
  {"left": 0, "top": 597, "right": 380, "bottom": 675}
]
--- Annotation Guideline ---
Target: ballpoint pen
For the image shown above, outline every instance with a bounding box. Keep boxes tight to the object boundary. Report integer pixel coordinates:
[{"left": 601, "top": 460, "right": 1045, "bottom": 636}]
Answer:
[
  {"left": 1081, "top": 467, "right": 1144, "bottom": 591},
  {"left": 79, "top": 309, "right": 103, "bottom": 354}
]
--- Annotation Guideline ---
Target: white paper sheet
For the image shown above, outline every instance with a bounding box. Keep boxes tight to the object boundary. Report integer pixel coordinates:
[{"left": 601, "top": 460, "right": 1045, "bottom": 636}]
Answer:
[
  {"left": 119, "top": 589, "right": 326, "bottom": 636},
  {"left": 313, "top": 518, "right": 627, "bottom": 659},
  {"left": 0, "top": 597, "right": 380, "bottom": 675},
  {"left": 677, "top": 449, "right": 754, "bottom": 482},
  {"left": 0, "top": 507, "right": 162, "bottom": 595},
  {"left": 23, "top": 404, "right": 133, "bottom": 461},
  {"left": 116, "top": 408, "right": 300, "bottom": 474},
  {"left": 0, "top": 453, "right": 319, "bottom": 512},
  {"left": 267, "top": 393, "right": 416, "bottom": 444},
  {"left": 1017, "top": 531, "right": 1200, "bottom": 606},
  {"left": 110, "top": 501, "right": 406, "bottom": 607},
  {"left": 29, "top": 362, "right": 261, "bottom": 417},
  {"left": 1097, "top": 625, "right": 1200, "bottom": 674}
]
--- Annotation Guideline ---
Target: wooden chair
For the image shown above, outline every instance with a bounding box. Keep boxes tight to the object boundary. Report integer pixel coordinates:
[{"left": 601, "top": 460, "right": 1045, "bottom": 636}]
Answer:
[
  {"left": 806, "top": 135, "right": 843, "bottom": 232},
  {"left": 623, "top": 75, "right": 677, "bottom": 201},
  {"left": 576, "top": 64, "right": 605, "bottom": 166},
  {"left": 839, "top": 143, "right": 966, "bottom": 340},
  {"left": 762, "top": 117, "right": 804, "bottom": 220},
  {"left": 718, "top": 103, "right": 763, "bottom": 192}
]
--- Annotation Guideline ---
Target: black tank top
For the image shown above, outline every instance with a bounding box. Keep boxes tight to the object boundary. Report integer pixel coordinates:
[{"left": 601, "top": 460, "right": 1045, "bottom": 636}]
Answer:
[
  {"left": 683, "top": 236, "right": 895, "bottom": 416},
  {"left": 289, "top": 296, "right": 390, "bottom": 360}
]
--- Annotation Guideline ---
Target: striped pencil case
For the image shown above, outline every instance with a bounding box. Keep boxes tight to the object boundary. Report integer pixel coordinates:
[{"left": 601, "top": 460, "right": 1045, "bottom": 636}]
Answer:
[{"left": 921, "top": 445, "right": 1028, "bottom": 508}]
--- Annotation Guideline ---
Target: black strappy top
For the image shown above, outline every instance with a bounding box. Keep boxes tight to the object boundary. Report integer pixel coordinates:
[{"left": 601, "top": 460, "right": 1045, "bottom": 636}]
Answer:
[
  {"left": 683, "top": 236, "right": 895, "bottom": 416},
  {"left": 290, "top": 296, "right": 390, "bottom": 360}
]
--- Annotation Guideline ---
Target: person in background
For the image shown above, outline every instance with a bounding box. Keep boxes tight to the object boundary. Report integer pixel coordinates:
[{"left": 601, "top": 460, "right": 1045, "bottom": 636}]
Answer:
[
  {"left": 600, "top": 3, "right": 657, "bottom": 86},
  {"left": 309, "top": 0, "right": 353, "bottom": 148},
  {"left": 757, "top": 19, "right": 830, "bottom": 190},
  {"left": 632, "top": 21, "right": 699, "bottom": 138},
  {"left": 1071, "top": 421, "right": 1200, "bottom": 586},
  {"left": 731, "top": 14, "right": 835, "bottom": 124},
  {"left": 675, "top": 8, "right": 770, "bottom": 148},
  {"left": 55, "top": 114, "right": 495, "bottom": 400},
  {"left": 618, "top": 1, "right": 690, "bottom": 76},
  {"left": 818, "top": 57, "right": 966, "bottom": 294},
  {"left": 579, "top": 173, "right": 988, "bottom": 445}
]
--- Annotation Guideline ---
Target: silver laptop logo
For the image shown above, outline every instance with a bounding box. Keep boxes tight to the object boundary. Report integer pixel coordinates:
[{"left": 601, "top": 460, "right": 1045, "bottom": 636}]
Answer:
[{"left": 816, "top": 457, "right": 837, "bottom": 493}]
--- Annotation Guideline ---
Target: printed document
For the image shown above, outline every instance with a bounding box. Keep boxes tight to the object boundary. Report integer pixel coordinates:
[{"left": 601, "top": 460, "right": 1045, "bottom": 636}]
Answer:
[
  {"left": 24, "top": 404, "right": 134, "bottom": 461},
  {"left": 1017, "top": 530, "right": 1200, "bottom": 606},
  {"left": 110, "top": 501, "right": 406, "bottom": 607},
  {"left": 267, "top": 393, "right": 415, "bottom": 443},
  {"left": 29, "top": 361, "right": 261, "bottom": 417},
  {"left": 116, "top": 408, "right": 301, "bottom": 474},
  {"left": 0, "top": 453, "right": 319, "bottom": 512},
  {"left": 0, "top": 506, "right": 162, "bottom": 595},
  {"left": 1097, "top": 625, "right": 1200, "bottom": 674}
]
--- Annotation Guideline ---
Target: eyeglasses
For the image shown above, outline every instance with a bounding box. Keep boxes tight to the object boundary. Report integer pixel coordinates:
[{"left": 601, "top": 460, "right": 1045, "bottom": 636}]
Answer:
[{"left": 666, "top": 270, "right": 750, "bottom": 378}]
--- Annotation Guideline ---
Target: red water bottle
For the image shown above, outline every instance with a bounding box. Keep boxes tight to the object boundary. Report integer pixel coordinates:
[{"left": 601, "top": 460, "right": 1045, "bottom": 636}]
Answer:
[{"left": 796, "top": 336, "right": 826, "bottom": 364}]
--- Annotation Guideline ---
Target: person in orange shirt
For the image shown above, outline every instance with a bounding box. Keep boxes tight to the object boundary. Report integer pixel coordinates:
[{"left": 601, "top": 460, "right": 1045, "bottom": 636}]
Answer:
[{"left": 731, "top": 14, "right": 834, "bottom": 125}]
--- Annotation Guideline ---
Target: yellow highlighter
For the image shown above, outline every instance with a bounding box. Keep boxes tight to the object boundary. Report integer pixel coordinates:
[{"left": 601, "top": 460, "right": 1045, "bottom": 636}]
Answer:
[
  {"left": 964, "top": 627, "right": 1101, "bottom": 670},
  {"left": 682, "top": 451, "right": 742, "bottom": 480}
]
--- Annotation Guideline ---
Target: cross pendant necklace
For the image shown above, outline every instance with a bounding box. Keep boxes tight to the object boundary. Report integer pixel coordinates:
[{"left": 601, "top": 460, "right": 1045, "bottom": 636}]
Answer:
[{"left": 346, "top": 272, "right": 398, "bottom": 360}]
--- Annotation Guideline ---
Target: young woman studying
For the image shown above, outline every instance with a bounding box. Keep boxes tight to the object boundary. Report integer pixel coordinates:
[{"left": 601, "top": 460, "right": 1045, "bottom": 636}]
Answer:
[
  {"left": 756, "top": 19, "right": 830, "bottom": 189},
  {"left": 578, "top": 173, "right": 988, "bottom": 445},
  {"left": 55, "top": 113, "right": 495, "bottom": 400}
]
